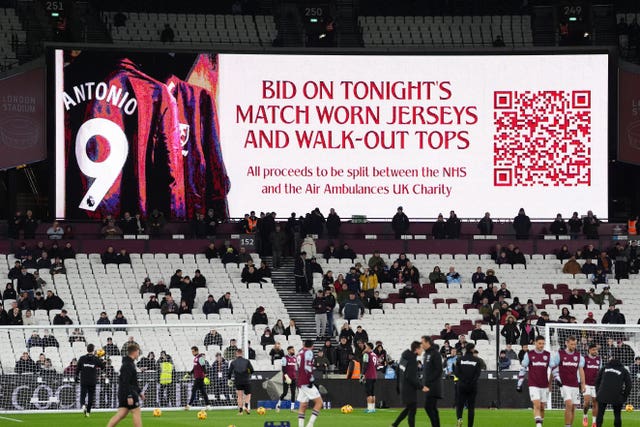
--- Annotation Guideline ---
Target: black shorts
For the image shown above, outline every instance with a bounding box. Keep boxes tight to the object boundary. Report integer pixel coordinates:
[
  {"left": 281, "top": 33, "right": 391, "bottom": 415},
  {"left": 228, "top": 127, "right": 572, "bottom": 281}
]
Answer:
[
  {"left": 365, "top": 379, "right": 376, "bottom": 396},
  {"left": 118, "top": 396, "right": 140, "bottom": 410},
  {"left": 236, "top": 383, "right": 251, "bottom": 394}
]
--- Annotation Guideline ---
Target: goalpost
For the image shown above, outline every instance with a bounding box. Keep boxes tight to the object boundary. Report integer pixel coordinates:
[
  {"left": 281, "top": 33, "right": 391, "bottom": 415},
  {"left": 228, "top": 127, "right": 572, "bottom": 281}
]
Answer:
[
  {"left": 544, "top": 323, "right": 640, "bottom": 410},
  {"left": 0, "top": 322, "right": 250, "bottom": 414}
]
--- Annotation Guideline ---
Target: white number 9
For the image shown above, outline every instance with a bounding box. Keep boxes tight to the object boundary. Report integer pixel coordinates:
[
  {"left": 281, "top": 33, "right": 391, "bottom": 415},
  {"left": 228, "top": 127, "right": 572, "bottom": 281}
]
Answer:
[{"left": 75, "top": 118, "right": 129, "bottom": 211}]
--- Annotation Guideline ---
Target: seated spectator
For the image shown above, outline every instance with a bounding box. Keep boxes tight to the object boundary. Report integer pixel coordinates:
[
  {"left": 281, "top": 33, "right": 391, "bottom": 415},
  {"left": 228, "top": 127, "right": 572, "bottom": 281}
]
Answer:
[
  {"left": 36, "top": 252, "right": 52, "bottom": 269},
  {"left": 204, "top": 329, "right": 223, "bottom": 347},
  {"left": 338, "top": 243, "right": 356, "bottom": 260},
  {"left": 169, "top": 269, "right": 183, "bottom": 289},
  {"left": 260, "top": 327, "right": 275, "bottom": 349},
  {"left": 15, "top": 352, "right": 37, "bottom": 374},
  {"left": 470, "top": 322, "right": 489, "bottom": 341},
  {"left": 368, "top": 250, "right": 386, "bottom": 271},
  {"left": 153, "top": 279, "right": 167, "bottom": 295},
  {"left": 23, "top": 309, "right": 36, "bottom": 326},
  {"left": 22, "top": 254, "right": 36, "bottom": 269},
  {"left": 556, "top": 244, "right": 572, "bottom": 261},
  {"left": 42, "top": 331, "right": 59, "bottom": 347},
  {"left": 101, "top": 220, "right": 123, "bottom": 239},
  {"left": 496, "top": 251, "right": 510, "bottom": 265},
  {"left": 562, "top": 256, "right": 582, "bottom": 275},
  {"left": 46, "top": 221, "right": 65, "bottom": 240},
  {"left": 221, "top": 247, "right": 239, "bottom": 265},
  {"left": 581, "top": 258, "right": 597, "bottom": 276},
  {"left": 178, "top": 300, "right": 192, "bottom": 315},
  {"left": 471, "top": 267, "right": 485, "bottom": 287},
  {"left": 323, "top": 243, "right": 339, "bottom": 260},
  {"left": 241, "top": 264, "right": 264, "bottom": 283},
  {"left": 602, "top": 304, "right": 626, "bottom": 324},
  {"left": 269, "top": 342, "right": 285, "bottom": 364},
  {"left": 63, "top": 358, "right": 77, "bottom": 376},
  {"left": 398, "top": 282, "right": 417, "bottom": 300},
  {"left": 597, "top": 251, "right": 612, "bottom": 274},
  {"left": 567, "top": 289, "right": 584, "bottom": 308},
  {"left": 354, "top": 325, "right": 369, "bottom": 344},
  {"left": 43, "top": 290, "right": 64, "bottom": 312},
  {"left": 455, "top": 335, "right": 469, "bottom": 353},
  {"left": 101, "top": 246, "right": 118, "bottom": 264},
  {"left": 238, "top": 246, "right": 253, "bottom": 265},
  {"left": 558, "top": 307, "right": 572, "bottom": 323},
  {"left": 583, "top": 244, "right": 599, "bottom": 259},
  {"left": 472, "top": 287, "right": 485, "bottom": 307},
  {"left": 53, "top": 309, "right": 73, "bottom": 325},
  {"left": 17, "top": 292, "right": 33, "bottom": 311},
  {"left": 50, "top": 257, "right": 66, "bottom": 275},
  {"left": 7, "top": 302, "right": 22, "bottom": 325},
  {"left": 322, "top": 271, "right": 335, "bottom": 289},
  {"left": 251, "top": 306, "right": 269, "bottom": 326},
  {"left": 102, "top": 337, "right": 119, "bottom": 356},
  {"left": 61, "top": 242, "right": 76, "bottom": 259},
  {"left": 440, "top": 340, "right": 453, "bottom": 359},
  {"left": 3, "top": 282, "right": 17, "bottom": 300},
  {"left": 504, "top": 344, "right": 517, "bottom": 360},
  {"left": 445, "top": 348, "right": 458, "bottom": 377},
  {"left": 217, "top": 292, "right": 233, "bottom": 313},
  {"left": 428, "top": 266, "right": 447, "bottom": 284},
  {"left": 144, "top": 295, "right": 160, "bottom": 312},
  {"left": 112, "top": 310, "right": 128, "bottom": 331},
  {"left": 137, "top": 352, "right": 156, "bottom": 371},
  {"left": 599, "top": 287, "right": 617, "bottom": 306},
  {"left": 446, "top": 266, "right": 461, "bottom": 285},
  {"left": 314, "top": 349, "right": 330, "bottom": 374},
  {"left": 523, "top": 299, "right": 537, "bottom": 317},
  {"left": 367, "top": 290, "right": 383, "bottom": 310},
  {"left": 583, "top": 311, "right": 597, "bottom": 324},
  {"left": 284, "top": 319, "right": 300, "bottom": 337},
  {"left": 479, "top": 298, "right": 493, "bottom": 322},
  {"left": 258, "top": 261, "right": 272, "bottom": 280},
  {"left": 485, "top": 268, "right": 499, "bottom": 285},
  {"left": 510, "top": 247, "right": 526, "bottom": 265},
  {"left": 440, "top": 323, "right": 457, "bottom": 340},
  {"left": 550, "top": 214, "right": 568, "bottom": 236},
  {"left": 517, "top": 345, "right": 529, "bottom": 363},
  {"left": 120, "top": 337, "right": 140, "bottom": 356},
  {"left": 592, "top": 268, "right": 607, "bottom": 286},
  {"left": 496, "top": 282, "right": 511, "bottom": 299},
  {"left": 205, "top": 242, "right": 219, "bottom": 260},
  {"left": 536, "top": 311, "right": 550, "bottom": 327},
  {"left": 202, "top": 295, "right": 218, "bottom": 315},
  {"left": 116, "top": 248, "right": 131, "bottom": 264},
  {"left": 68, "top": 328, "right": 85, "bottom": 344},
  {"left": 498, "top": 350, "right": 511, "bottom": 371},
  {"left": 160, "top": 294, "right": 179, "bottom": 316},
  {"left": 340, "top": 293, "right": 365, "bottom": 323},
  {"left": 359, "top": 267, "right": 378, "bottom": 296},
  {"left": 140, "top": 278, "right": 154, "bottom": 295},
  {"left": 27, "top": 332, "right": 42, "bottom": 348},
  {"left": 96, "top": 311, "right": 111, "bottom": 332}
]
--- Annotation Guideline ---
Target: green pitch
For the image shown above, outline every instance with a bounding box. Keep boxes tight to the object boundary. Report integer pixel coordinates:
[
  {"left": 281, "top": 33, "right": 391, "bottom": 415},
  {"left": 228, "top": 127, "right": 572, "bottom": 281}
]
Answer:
[{"left": 3, "top": 408, "right": 640, "bottom": 426}]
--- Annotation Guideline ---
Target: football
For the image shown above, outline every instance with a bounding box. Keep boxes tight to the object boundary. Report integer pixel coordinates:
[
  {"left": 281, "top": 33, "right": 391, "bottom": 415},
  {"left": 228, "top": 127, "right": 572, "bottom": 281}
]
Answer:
[
  {"left": 626, "top": 404, "right": 634, "bottom": 412},
  {"left": 257, "top": 406, "right": 267, "bottom": 415},
  {"left": 197, "top": 410, "right": 208, "bottom": 420},
  {"left": 341, "top": 404, "right": 353, "bottom": 414},
  {"left": 152, "top": 408, "right": 162, "bottom": 417},
  {"left": 95, "top": 349, "right": 105, "bottom": 358}
]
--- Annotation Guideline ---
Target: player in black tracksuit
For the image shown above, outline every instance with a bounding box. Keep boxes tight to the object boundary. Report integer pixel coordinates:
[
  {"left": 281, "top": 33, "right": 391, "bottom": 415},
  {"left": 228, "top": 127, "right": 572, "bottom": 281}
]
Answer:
[
  {"left": 76, "top": 344, "right": 105, "bottom": 417},
  {"left": 107, "top": 343, "right": 143, "bottom": 427},
  {"left": 595, "top": 358, "right": 632, "bottom": 427},
  {"left": 453, "top": 343, "right": 482, "bottom": 427},
  {"left": 228, "top": 349, "right": 254, "bottom": 414},
  {"left": 392, "top": 341, "right": 422, "bottom": 427}
]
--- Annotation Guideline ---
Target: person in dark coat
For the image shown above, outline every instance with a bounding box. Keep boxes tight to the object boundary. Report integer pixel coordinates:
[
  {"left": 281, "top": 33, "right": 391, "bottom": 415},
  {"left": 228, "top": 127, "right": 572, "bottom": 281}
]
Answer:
[
  {"left": 392, "top": 206, "right": 410, "bottom": 239},
  {"left": 454, "top": 343, "right": 482, "bottom": 427},
  {"left": 513, "top": 208, "right": 532, "bottom": 239},
  {"left": 431, "top": 214, "right": 446, "bottom": 239},
  {"left": 595, "top": 357, "right": 632, "bottom": 427},
  {"left": 392, "top": 341, "right": 422, "bottom": 427},
  {"left": 326, "top": 208, "right": 341, "bottom": 239},
  {"left": 421, "top": 336, "right": 442, "bottom": 427},
  {"left": 445, "top": 210, "right": 461, "bottom": 239}
]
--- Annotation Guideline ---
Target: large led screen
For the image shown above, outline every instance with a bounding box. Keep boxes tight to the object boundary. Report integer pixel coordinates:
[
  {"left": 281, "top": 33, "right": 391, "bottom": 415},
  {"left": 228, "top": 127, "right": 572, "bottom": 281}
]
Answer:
[{"left": 54, "top": 50, "right": 609, "bottom": 220}]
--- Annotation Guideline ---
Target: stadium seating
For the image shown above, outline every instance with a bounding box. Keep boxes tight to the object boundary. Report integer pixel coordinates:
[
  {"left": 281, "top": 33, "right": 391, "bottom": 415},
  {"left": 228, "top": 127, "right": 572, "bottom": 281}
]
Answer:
[
  {"left": 0, "top": 8, "right": 26, "bottom": 71},
  {"left": 358, "top": 15, "right": 533, "bottom": 48},
  {"left": 101, "top": 12, "right": 276, "bottom": 46}
]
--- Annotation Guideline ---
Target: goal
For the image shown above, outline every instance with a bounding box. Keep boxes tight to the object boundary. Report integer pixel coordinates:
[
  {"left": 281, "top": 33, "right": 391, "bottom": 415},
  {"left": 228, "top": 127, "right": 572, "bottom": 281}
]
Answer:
[
  {"left": 0, "top": 322, "right": 250, "bottom": 413},
  {"left": 544, "top": 323, "right": 639, "bottom": 410}
]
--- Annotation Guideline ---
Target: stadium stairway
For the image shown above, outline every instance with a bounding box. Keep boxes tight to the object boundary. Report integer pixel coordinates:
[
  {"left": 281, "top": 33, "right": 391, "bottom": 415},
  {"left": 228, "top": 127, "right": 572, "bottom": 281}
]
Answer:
[{"left": 270, "top": 257, "right": 317, "bottom": 342}]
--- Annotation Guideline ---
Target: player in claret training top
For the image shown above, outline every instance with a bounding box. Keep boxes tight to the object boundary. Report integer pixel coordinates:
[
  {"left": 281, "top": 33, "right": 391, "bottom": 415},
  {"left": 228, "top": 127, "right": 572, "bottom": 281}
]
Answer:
[
  {"left": 296, "top": 340, "right": 323, "bottom": 427},
  {"left": 276, "top": 345, "right": 297, "bottom": 412},
  {"left": 582, "top": 344, "right": 601, "bottom": 427},
  {"left": 550, "top": 336, "right": 586, "bottom": 427},
  {"left": 361, "top": 342, "right": 378, "bottom": 413},
  {"left": 185, "top": 346, "right": 211, "bottom": 411},
  {"left": 517, "top": 336, "right": 551, "bottom": 427}
]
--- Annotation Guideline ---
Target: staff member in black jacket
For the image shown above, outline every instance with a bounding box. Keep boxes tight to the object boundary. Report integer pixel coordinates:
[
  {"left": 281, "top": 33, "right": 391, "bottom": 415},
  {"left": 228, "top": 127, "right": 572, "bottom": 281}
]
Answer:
[
  {"left": 107, "top": 343, "right": 144, "bottom": 427},
  {"left": 392, "top": 341, "right": 422, "bottom": 427},
  {"left": 76, "top": 344, "right": 105, "bottom": 417},
  {"left": 421, "top": 335, "right": 443, "bottom": 427},
  {"left": 454, "top": 343, "right": 482, "bottom": 427},
  {"left": 595, "top": 357, "right": 632, "bottom": 427}
]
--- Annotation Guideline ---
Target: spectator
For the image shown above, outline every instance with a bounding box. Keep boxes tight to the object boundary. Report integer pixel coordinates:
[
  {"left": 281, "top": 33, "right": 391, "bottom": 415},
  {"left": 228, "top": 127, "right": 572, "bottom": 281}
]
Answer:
[
  {"left": 354, "top": 325, "right": 369, "bottom": 344},
  {"left": 3, "top": 282, "right": 17, "bottom": 300},
  {"left": 322, "top": 271, "right": 335, "bottom": 289},
  {"left": 391, "top": 206, "right": 410, "bottom": 239},
  {"left": 203, "top": 209, "right": 219, "bottom": 237},
  {"left": 558, "top": 307, "right": 572, "bottom": 323},
  {"left": 477, "top": 212, "right": 493, "bottom": 235},
  {"left": 583, "top": 210, "right": 600, "bottom": 239},
  {"left": 145, "top": 295, "right": 160, "bottom": 311},
  {"left": 42, "top": 331, "right": 59, "bottom": 347},
  {"left": 241, "top": 264, "right": 263, "bottom": 283},
  {"left": 472, "top": 287, "right": 485, "bottom": 307},
  {"left": 160, "top": 23, "right": 175, "bottom": 42},
  {"left": 300, "top": 236, "right": 317, "bottom": 259},
  {"left": 113, "top": 10, "right": 127, "bottom": 26},
  {"left": 583, "top": 244, "right": 599, "bottom": 259},
  {"left": 120, "top": 336, "right": 140, "bottom": 356},
  {"left": 479, "top": 298, "right": 493, "bottom": 323},
  {"left": 592, "top": 268, "right": 607, "bottom": 286},
  {"left": 153, "top": 279, "right": 167, "bottom": 295},
  {"left": 176, "top": 299, "right": 190, "bottom": 316},
  {"left": 496, "top": 283, "right": 511, "bottom": 299},
  {"left": 15, "top": 352, "right": 38, "bottom": 374},
  {"left": 568, "top": 212, "right": 583, "bottom": 238},
  {"left": 160, "top": 294, "right": 179, "bottom": 316},
  {"left": 445, "top": 348, "right": 458, "bottom": 376},
  {"left": 446, "top": 266, "right": 461, "bottom": 285},
  {"left": 536, "top": 311, "right": 550, "bottom": 327},
  {"left": 238, "top": 246, "right": 254, "bottom": 265},
  {"left": 204, "top": 329, "right": 223, "bottom": 347},
  {"left": 16, "top": 268, "right": 37, "bottom": 298},
  {"left": 368, "top": 250, "right": 386, "bottom": 271},
  {"left": 269, "top": 224, "right": 287, "bottom": 269},
  {"left": 217, "top": 292, "right": 233, "bottom": 313},
  {"left": 501, "top": 315, "right": 520, "bottom": 344},
  {"left": 169, "top": 269, "right": 183, "bottom": 289},
  {"left": 96, "top": 311, "right": 111, "bottom": 332},
  {"left": 35, "top": 252, "right": 52, "bottom": 269},
  {"left": 202, "top": 295, "right": 218, "bottom": 315},
  {"left": 284, "top": 319, "right": 299, "bottom": 337},
  {"left": 68, "top": 328, "right": 85, "bottom": 344},
  {"left": 498, "top": 350, "right": 511, "bottom": 371},
  {"left": 60, "top": 242, "right": 76, "bottom": 260},
  {"left": 339, "top": 243, "right": 356, "bottom": 261},
  {"left": 43, "top": 290, "right": 64, "bottom": 312},
  {"left": 23, "top": 309, "right": 36, "bottom": 326},
  {"left": 23, "top": 210, "right": 37, "bottom": 239},
  {"left": 103, "top": 337, "right": 119, "bottom": 357},
  {"left": 46, "top": 221, "right": 64, "bottom": 240},
  {"left": 8, "top": 211, "right": 23, "bottom": 239},
  {"left": 272, "top": 319, "right": 286, "bottom": 336},
  {"left": 137, "top": 352, "right": 156, "bottom": 372},
  {"left": 340, "top": 293, "right": 365, "bottom": 323},
  {"left": 112, "top": 310, "right": 128, "bottom": 331},
  {"left": 359, "top": 267, "right": 378, "bottom": 297},
  {"left": 492, "top": 35, "right": 506, "bottom": 47},
  {"left": 563, "top": 256, "right": 582, "bottom": 275},
  {"left": 432, "top": 214, "right": 446, "bottom": 239},
  {"left": 485, "top": 268, "right": 499, "bottom": 285},
  {"left": 550, "top": 214, "right": 568, "bottom": 236},
  {"left": 269, "top": 341, "right": 285, "bottom": 365},
  {"left": 26, "top": 332, "right": 42, "bottom": 348},
  {"left": 223, "top": 339, "right": 239, "bottom": 361},
  {"left": 439, "top": 323, "right": 456, "bottom": 340},
  {"left": 555, "top": 244, "right": 571, "bottom": 261},
  {"left": 428, "top": 266, "right": 447, "bottom": 284},
  {"left": 205, "top": 242, "right": 219, "bottom": 260},
  {"left": 470, "top": 322, "right": 489, "bottom": 341},
  {"left": 251, "top": 306, "right": 269, "bottom": 327},
  {"left": 598, "top": 251, "right": 612, "bottom": 274},
  {"left": 599, "top": 287, "right": 617, "bottom": 306},
  {"left": 567, "top": 289, "right": 584, "bottom": 308},
  {"left": 471, "top": 267, "right": 485, "bottom": 287},
  {"left": 101, "top": 220, "right": 122, "bottom": 239},
  {"left": 140, "top": 278, "right": 154, "bottom": 295},
  {"left": 64, "top": 358, "right": 78, "bottom": 377},
  {"left": 519, "top": 317, "right": 537, "bottom": 345},
  {"left": 513, "top": 208, "right": 531, "bottom": 239},
  {"left": 221, "top": 247, "right": 238, "bottom": 265},
  {"left": 582, "top": 258, "right": 597, "bottom": 276},
  {"left": 368, "top": 290, "right": 383, "bottom": 310},
  {"left": 455, "top": 335, "right": 469, "bottom": 353},
  {"left": 445, "top": 210, "right": 461, "bottom": 239},
  {"left": 440, "top": 340, "right": 453, "bottom": 359},
  {"left": 148, "top": 209, "right": 166, "bottom": 234},
  {"left": 323, "top": 243, "right": 339, "bottom": 260},
  {"left": 338, "top": 322, "right": 355, "bottom": 346},
  {"left": 503, "top": 344, "right": 517, "bottom": 360},
  {"left": 53, "top": 309, "right": 73, "bottom": 325},
  {"left": 101, "top": 246, "right": 118, "bottom": 264},
  {"left": 602, "top": 304, "right": 626, "bottom": 324},
  {"left": 583, "top": 312, "right": 597, "bottom": 324},
  {"left": 116, "top": 248, "right": 131, "bottom": 264},
  {"left": 510, "top": 247, "right": 526, "bottom": 265},
  {"left": 50, "top": 257, "right": 66, "bottom": 275},
  {"left": 260, "top": 327, "right": 275, "bottom": 349}
]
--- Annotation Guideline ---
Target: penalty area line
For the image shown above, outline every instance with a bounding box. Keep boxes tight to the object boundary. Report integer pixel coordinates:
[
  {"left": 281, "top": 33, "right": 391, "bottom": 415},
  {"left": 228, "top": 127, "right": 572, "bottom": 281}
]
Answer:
[{"left": 0, "top": 415, "right": 23, "bottom": 423}]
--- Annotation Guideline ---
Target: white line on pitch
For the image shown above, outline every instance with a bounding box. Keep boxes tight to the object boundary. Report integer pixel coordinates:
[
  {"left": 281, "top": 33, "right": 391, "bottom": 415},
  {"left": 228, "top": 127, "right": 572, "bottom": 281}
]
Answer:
[{"left": 0, "top": 415, "right": 23, "bottom": 423}]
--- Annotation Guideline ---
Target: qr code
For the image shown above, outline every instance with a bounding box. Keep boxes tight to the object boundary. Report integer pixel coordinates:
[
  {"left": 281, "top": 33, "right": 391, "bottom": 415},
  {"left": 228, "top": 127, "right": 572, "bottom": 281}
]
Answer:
[{"left": 493, "top": 90, "right": 591, "bottom": 187}]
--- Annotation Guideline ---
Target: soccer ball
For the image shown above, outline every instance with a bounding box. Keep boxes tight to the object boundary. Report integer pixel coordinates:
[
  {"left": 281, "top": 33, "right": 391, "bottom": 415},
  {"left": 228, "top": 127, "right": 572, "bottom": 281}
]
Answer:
[
  {"left": 257, "top": 406, "right": 267, "bottom": 415},
  {"left": 626, "top": 404, "right": 634, "bottom": 412},
  {"left": 341, "top": 404, "right": 353, "bottom": 414},
  {"left": 95, "top": 349, "right": 105, "bottom": 358},
  {"left": 197, "top": 410, "right": 208, "bottom": 420},
  {"left": 152, "top": 408, "right": 162, "bottom": 417}
]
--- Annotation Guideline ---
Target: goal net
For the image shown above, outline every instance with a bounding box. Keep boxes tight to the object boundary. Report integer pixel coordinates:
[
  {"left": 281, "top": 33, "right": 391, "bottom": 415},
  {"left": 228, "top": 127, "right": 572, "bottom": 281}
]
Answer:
[
  {"left": 0, "top": 322, "right": 249, "bottom": 413},
  {"left": 544, "top": 323, "right": 639, "bottom": 410}
]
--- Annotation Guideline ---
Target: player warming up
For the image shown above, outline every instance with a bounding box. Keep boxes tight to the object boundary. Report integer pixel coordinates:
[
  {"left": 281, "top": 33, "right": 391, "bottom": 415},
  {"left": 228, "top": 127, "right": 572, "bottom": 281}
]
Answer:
[
  {"left": 582, "top": 344, "right": 601, "bottom": 427},
  {"left": 228, "top": 348, "right": 254, "bottom": 415},
  {"left": 517, "top": 336, "right": 551, "bottom": 427},
  {"left": 550, "top": 336, "right": 586, "bottom": 427},
  {"left": 595, "top": 357, "right": 632, "bottom": 427},
  {"left": 454, "top": 343, "right": 482, "bottom": 427},
  {"left": 392, "top": 341, "right": 422, "bottom": 427},
  {"left": 185, "top": 346, "right": 211, "bottom": 411},
  {"left": 75, "top": 343, "right": 105, "bottom": 417},
  {"left": 297, "top": 339, "right": 323, "bottom": 427},
  {"left": 106, "top": 343, "right": 144, "bottom": 427},
  {"left": 361, "top": 342, "right": 378, "bottom": 413},
  {"left": 276, "top": 345, "right": 297, "bottom": 412}
]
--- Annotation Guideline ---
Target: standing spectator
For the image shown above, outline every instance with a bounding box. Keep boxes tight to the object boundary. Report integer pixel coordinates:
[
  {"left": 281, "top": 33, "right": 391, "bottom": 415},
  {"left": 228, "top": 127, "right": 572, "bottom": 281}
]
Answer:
[
  {"left": 160, "top": 23, "right": 175, "bottom": 42},
  {"left": 359, "top": 268, "right": 378, "bottom": 297},
  {"left": 148, "top": 209, "right": 166, "bottom": 234},
  {"left": 294, "top": 252, "right": 307, "bottom": 293},
  {"left": 550, "top": 214, "right": 568, "bottom": 236},
  {"left": 324, "top": 288, "right": 336, "bottom": 337},
  {"left": 446, "top": 210, "right": 461, "bottom": 239},
  {"left": 391, "top": 206, "right": 410, "bottom": 239},
  {"left": 270, "top": 224, "right": 287, "bottom": 269},
  {"left": 8, "top": 211, "right": 23, "bottom": 239},
  {"left": 568, "top": 212, "right": 583, "bottom": 239},
  {"left": 432, "top": 214, "right": 446, "bottom": 239},
  {"left": 583, "top": 211, "right": 600, "bottom": 239},
  {"left": 17, "top": 267, "right": 37, "bottom": 299},
  {"left": 312, "top": 290, "right": 327, "bottom": 339},
  {"left": 23, "top": 210, "right": 37, "bottom": 239},
  {"left": 46, "top": 221, "right": 64, "bottom": 240},
  {"left": 519, "top": 317, "right": 538, "bottom": 345},
  {"left": 501, "top": 315, "right": 520, "bottom": 344},
  {"left": 326, "top": 208, "right": 341, "bottom": 239},
  {"left": 513, "top": 208, "right": 532, "bottom": 239},
  {"left": 340, "top": 293, "right": 364, "bottom": 323},
  {"left": 477, "top": 212, "right": 493, "bottom": 235}
]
